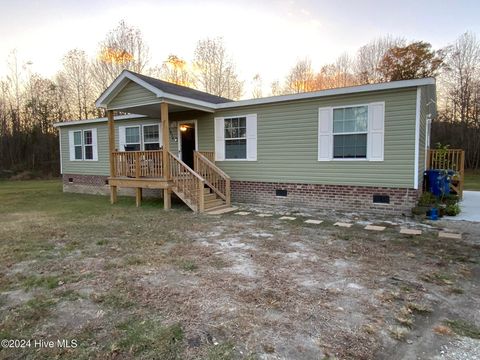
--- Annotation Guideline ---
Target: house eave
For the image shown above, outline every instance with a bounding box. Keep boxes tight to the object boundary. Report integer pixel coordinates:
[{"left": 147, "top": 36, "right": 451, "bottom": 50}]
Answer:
[
  {"left": 53, "top": 114, "right": 147, "bottom": 128},
  {"left": 215, "top": 78, "right": 436, "bottom": 109}
]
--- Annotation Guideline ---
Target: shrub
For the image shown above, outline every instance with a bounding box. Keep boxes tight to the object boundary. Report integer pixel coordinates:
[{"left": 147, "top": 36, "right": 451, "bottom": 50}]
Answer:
[
  {"left": 418, "top": 192, "right": 437, "bottom": 207},
  {"left": 445, "top": 203, "right": 461, "bottom": 216}
]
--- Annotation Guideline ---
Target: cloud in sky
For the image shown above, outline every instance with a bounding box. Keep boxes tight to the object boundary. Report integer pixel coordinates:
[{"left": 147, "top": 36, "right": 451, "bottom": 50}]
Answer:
[{"left": 0, "top": 0, "right": 479, "bottom": 97}]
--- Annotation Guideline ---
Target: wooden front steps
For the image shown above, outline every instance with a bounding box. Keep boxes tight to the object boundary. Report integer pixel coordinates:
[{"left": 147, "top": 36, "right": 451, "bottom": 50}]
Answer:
[{"left": 203, "top": 187, "right": 225, "bottom": 210}]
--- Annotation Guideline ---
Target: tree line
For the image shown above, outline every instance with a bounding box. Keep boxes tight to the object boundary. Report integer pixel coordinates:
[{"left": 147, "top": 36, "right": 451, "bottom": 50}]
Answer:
[{"left": 0, "top": 20, "right": 479, "bottom": 178}]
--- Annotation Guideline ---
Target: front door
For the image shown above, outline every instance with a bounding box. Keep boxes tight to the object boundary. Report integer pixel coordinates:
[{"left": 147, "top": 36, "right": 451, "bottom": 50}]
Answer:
[{"left": 179, "top": 122, "right": 196, "bottom": 169}]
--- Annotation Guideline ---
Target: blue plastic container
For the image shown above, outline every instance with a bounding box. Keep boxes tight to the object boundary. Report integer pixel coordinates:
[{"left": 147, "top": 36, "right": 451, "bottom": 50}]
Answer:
[
  {"left": 425, "top": 169, "right": 453, "bottom": 197},
  {"left": 429, "top": 208, "right": 439, "bottom": 220}
]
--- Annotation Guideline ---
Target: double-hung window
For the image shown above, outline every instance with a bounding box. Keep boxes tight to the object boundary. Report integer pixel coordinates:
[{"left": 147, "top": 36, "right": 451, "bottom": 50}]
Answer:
[
  {"left": 318, "top": 102, "right": 384, "bottom": 162},
  {"left": 214, "top": 114, "right": 257, "bottom": 161},
  {"left": 69, "top": 128, "right": 97, "bottom": 161},
  {"left": 124, "top": 126, "right": 141, "bottom": 151},
  {"left": 83, "top": 130, "right": 94, "bottom": 160},
  {"left": 333, "top": 106, "right": 368, "bottom": 159},
  {"left": 73, "top": 130, "right": 83, "bottom": 160},
  {"left": 120, "top": 124, "right": 161, "bottom": 151},
  {"left": 143, "top": 125, "right": 160, "bottom": 151},
  {"left": 224, "top": 117, "right": 247, "bottom": 159}
]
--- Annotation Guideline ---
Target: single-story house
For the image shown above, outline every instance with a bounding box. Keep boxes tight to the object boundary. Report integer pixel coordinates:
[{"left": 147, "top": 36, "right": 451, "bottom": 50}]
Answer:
[{"left": 54, "top": 70, "right": 436, "bottom": 214}]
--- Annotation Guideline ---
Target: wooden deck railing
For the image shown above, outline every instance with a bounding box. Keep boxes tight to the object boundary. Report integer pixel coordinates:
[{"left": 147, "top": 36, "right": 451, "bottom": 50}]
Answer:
[
  {"left": 426, "top": 148, "right": 465, "bottom": 197},
  {"left": 168, "top": 151, "right": 205, "bottom": 212},
  {"left": 194, "top": 151, "right": 231, "bottom": 206},
  {"left": 112, "top": 150, "right": 164, "bottom": 178},
  {"left": 198, "top": 150, "right": 215, "bottom": 163}
]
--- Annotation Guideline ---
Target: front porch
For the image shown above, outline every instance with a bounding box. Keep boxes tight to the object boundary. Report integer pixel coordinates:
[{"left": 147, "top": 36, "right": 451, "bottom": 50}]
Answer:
[
  {"left": 108, "top": 146, "right": 231, "bottom": 213},
  {"left": 96, "top": 70, "right": 234, "bottom": 213}
]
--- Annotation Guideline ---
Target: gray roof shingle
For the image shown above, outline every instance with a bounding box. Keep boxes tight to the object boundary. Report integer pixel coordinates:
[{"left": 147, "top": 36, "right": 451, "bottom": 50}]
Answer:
[{"left": 128, "top": 70, "right": 233, "bottom": 104}]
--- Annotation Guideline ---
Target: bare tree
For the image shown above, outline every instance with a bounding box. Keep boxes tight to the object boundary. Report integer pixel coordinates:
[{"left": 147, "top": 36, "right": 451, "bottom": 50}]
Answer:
[
  {"left": 355, "top": 36, "right": 405, "bottom": 84},
  {"left": 159, "top": 54, "right": 195, "bottom": 87},
  {"left": 270, "top": 80, "right": 284, "bottom": 96},
  {"left": 90, "top": 20, "right": 150, "bottom": 94},
  {"left": 285, "top": 58, "right": 316, "bottom": 94},
  {"left": 61, "top": 49, "right": 94, "bottom": 119},
  {"left": 315, "top": 53, "right": 357, "bottom": 89},
  {"left": 435, "top": 32, "right": 480, "bottom": 168},
  {"left": 251, "top": 73, "right": 263, "bottom": 98},
  {"left": 193, "top": 37, "right": 243, "bottom": 99}
]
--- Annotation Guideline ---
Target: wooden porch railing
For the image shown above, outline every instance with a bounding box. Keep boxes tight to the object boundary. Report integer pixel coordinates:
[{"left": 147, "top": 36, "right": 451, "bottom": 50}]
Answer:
[
  {"left": 112, "top": 150, "right": 164, "bottom": 178},
  {"left": 194, "top": 151, "right": 231, "bottom": 206},
  {"left": 426, "top": 148, "right": 465, "bottom": 198},
  {"left": 198, "top": 150, "right": 215, "bottom": 163},
  {"left": 168, "top": 151, "right": 205, "bottom": 212}
]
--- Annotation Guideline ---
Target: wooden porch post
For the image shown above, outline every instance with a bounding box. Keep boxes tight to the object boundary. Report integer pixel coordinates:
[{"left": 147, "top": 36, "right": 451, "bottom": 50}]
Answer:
[
  {"left": 161, "top": 102, "right": 171, "bottom": 209},
  {"left": 107, "top": 110, "right": 117, "bottom": 204}
]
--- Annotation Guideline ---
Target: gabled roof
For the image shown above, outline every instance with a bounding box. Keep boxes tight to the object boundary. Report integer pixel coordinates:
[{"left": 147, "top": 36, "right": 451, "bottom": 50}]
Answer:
[
  {"left": 131, "top": 71, "right": 232, "bottom": 104},
  {"left": 95, "top": 70, "right": 232, "bottom": 111}
]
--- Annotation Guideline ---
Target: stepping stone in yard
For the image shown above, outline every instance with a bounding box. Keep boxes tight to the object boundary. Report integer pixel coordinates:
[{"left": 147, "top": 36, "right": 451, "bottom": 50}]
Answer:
[
  {"left": 305, "top": 219, "right": 323, "bottom": 225},
  {"left": 257, "top": 213, "right": 273, "bottom": 217},
  {"left": 365, "top": 225, "right": 386, "bottom": 231},
  {"left": 279, "top": 216, "right": 296, "bottom": 220},
  {"left": 334, "top": 222, "right": 353, "bottom": 228},
  {"left": 438, "top": 232, "right": 462, "bottom": 240},
  {"left": 235, "top": 211, "right": 251, "bottom": 216},
  {"left": 400, "top": 228, "right": 422, "bottom": 235}
]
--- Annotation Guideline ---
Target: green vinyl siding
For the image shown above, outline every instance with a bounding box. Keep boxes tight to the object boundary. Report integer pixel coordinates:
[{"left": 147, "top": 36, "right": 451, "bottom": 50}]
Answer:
[
  {"left": 60, "top": 117, "right": 180, "bottom": 176},
  {"left": 108, "top": 81, "right": 157, "bottom": 109},
  {"left": 60, "top": 86, "right": 432, "bottom": 189},
  {"left": 197, "top": 88, "right": 418, "bottom": 188}
]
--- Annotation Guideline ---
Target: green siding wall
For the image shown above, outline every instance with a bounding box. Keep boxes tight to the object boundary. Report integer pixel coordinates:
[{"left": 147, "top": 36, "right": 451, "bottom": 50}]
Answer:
[
  {"left": 108, "top": 81, "right": 157, "bottom": 109},
  {"left": 61, "top": 86, "right": 424, "bottom": 189},
  {"left": 60, "top": 118, "right": 180, "bottom": 176},
  {"left": 197, "top": 88, "right": 418, "bottom": 188}
]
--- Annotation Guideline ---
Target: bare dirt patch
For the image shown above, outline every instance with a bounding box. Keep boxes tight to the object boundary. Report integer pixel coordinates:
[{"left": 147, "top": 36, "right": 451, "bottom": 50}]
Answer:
[{"left": 1, "top": 181, "right": 479, "bottom": 359}]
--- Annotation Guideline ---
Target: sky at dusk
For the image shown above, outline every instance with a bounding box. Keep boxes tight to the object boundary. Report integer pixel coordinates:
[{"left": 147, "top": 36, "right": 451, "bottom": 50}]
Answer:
[{"left": 0, "top": 0, "right": 479, "bottom": 96}]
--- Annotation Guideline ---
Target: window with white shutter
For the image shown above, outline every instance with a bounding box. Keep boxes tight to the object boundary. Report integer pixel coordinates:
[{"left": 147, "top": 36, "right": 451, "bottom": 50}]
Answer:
[
  {"left": 68, "top": 128, "right": 98, "bottom": 161},
  {"left": 318, "top": 102, "right": 384, "bottom": 161},
  {"left": 215, "top": 114, "right": 257, "bottom": 161}
]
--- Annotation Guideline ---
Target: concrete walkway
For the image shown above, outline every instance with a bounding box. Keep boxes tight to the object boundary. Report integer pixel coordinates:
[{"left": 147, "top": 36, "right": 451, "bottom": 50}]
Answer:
[{"left": 451, "top": 191, "right": 480, "bottom": 222}]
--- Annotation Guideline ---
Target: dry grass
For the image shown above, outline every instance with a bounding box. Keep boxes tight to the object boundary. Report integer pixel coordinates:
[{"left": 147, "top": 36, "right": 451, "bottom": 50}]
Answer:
[{"left": 0, "top": 180, "right": 479, "bottom": 359}]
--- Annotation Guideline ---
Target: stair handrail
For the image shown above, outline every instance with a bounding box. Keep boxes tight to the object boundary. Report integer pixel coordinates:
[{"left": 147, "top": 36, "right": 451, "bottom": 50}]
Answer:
[
  {"left": 168, "top": 151, "right": 205, "bottom": 212},
  {"left": 194, "top": 151, "right": 231, "bottom": 207}
]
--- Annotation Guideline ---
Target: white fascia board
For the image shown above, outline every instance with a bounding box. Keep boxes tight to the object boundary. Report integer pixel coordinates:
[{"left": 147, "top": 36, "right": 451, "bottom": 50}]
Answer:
[
  {"left": 53, "top": 114, "right": 147, "bottom": 128},
  {"left": 215, "top": 78, "right": 436, "bottom": 109}
]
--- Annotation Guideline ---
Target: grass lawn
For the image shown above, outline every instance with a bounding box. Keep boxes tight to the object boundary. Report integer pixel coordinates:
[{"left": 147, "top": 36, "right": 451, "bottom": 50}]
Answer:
[
  {"left": 464, "top": 169, "right": 480, "bottom": 191},
  {"left": 1, "top": 180, "right": 480, "bottom": 359}
]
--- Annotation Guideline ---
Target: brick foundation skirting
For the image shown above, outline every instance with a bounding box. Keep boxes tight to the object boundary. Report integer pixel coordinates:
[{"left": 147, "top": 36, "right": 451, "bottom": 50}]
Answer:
[
  {"left": 231, "top": 180, "right": 418, "bottom": 215},
  {"left": 62, "top": 174, "right": 163, "bottom": 198},
  {"left": 63, "top": 174, "right": 417, "bottom": 215}
]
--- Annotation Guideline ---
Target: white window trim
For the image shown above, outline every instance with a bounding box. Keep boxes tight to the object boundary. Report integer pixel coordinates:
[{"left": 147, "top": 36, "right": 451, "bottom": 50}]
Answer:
[
  {"left": 70, "top": 129, "right": 97, "bottom": 162},
  {"left": 224, "top": 116, "right": 247, "bottom": 161},
  {"left": 331, "top": 103, "right": 370, "bottom": 161},
  {"left": 83, "top": 129, "right": 95, "bottom": 161},
  {"left": 122, "top": 124, "right": 161, "bottom": 151},
  {"left": 124, "top": 125, "right": 141, "bottom": 151},
  {"left": 71, "top": 130, "right": 83, "bottom": 161},
  {"left": 318, "top": 102, "right": 385, "bottom": 162},
  {"left": 142, "top": 123, "right": 162, "bottom": 150}
]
